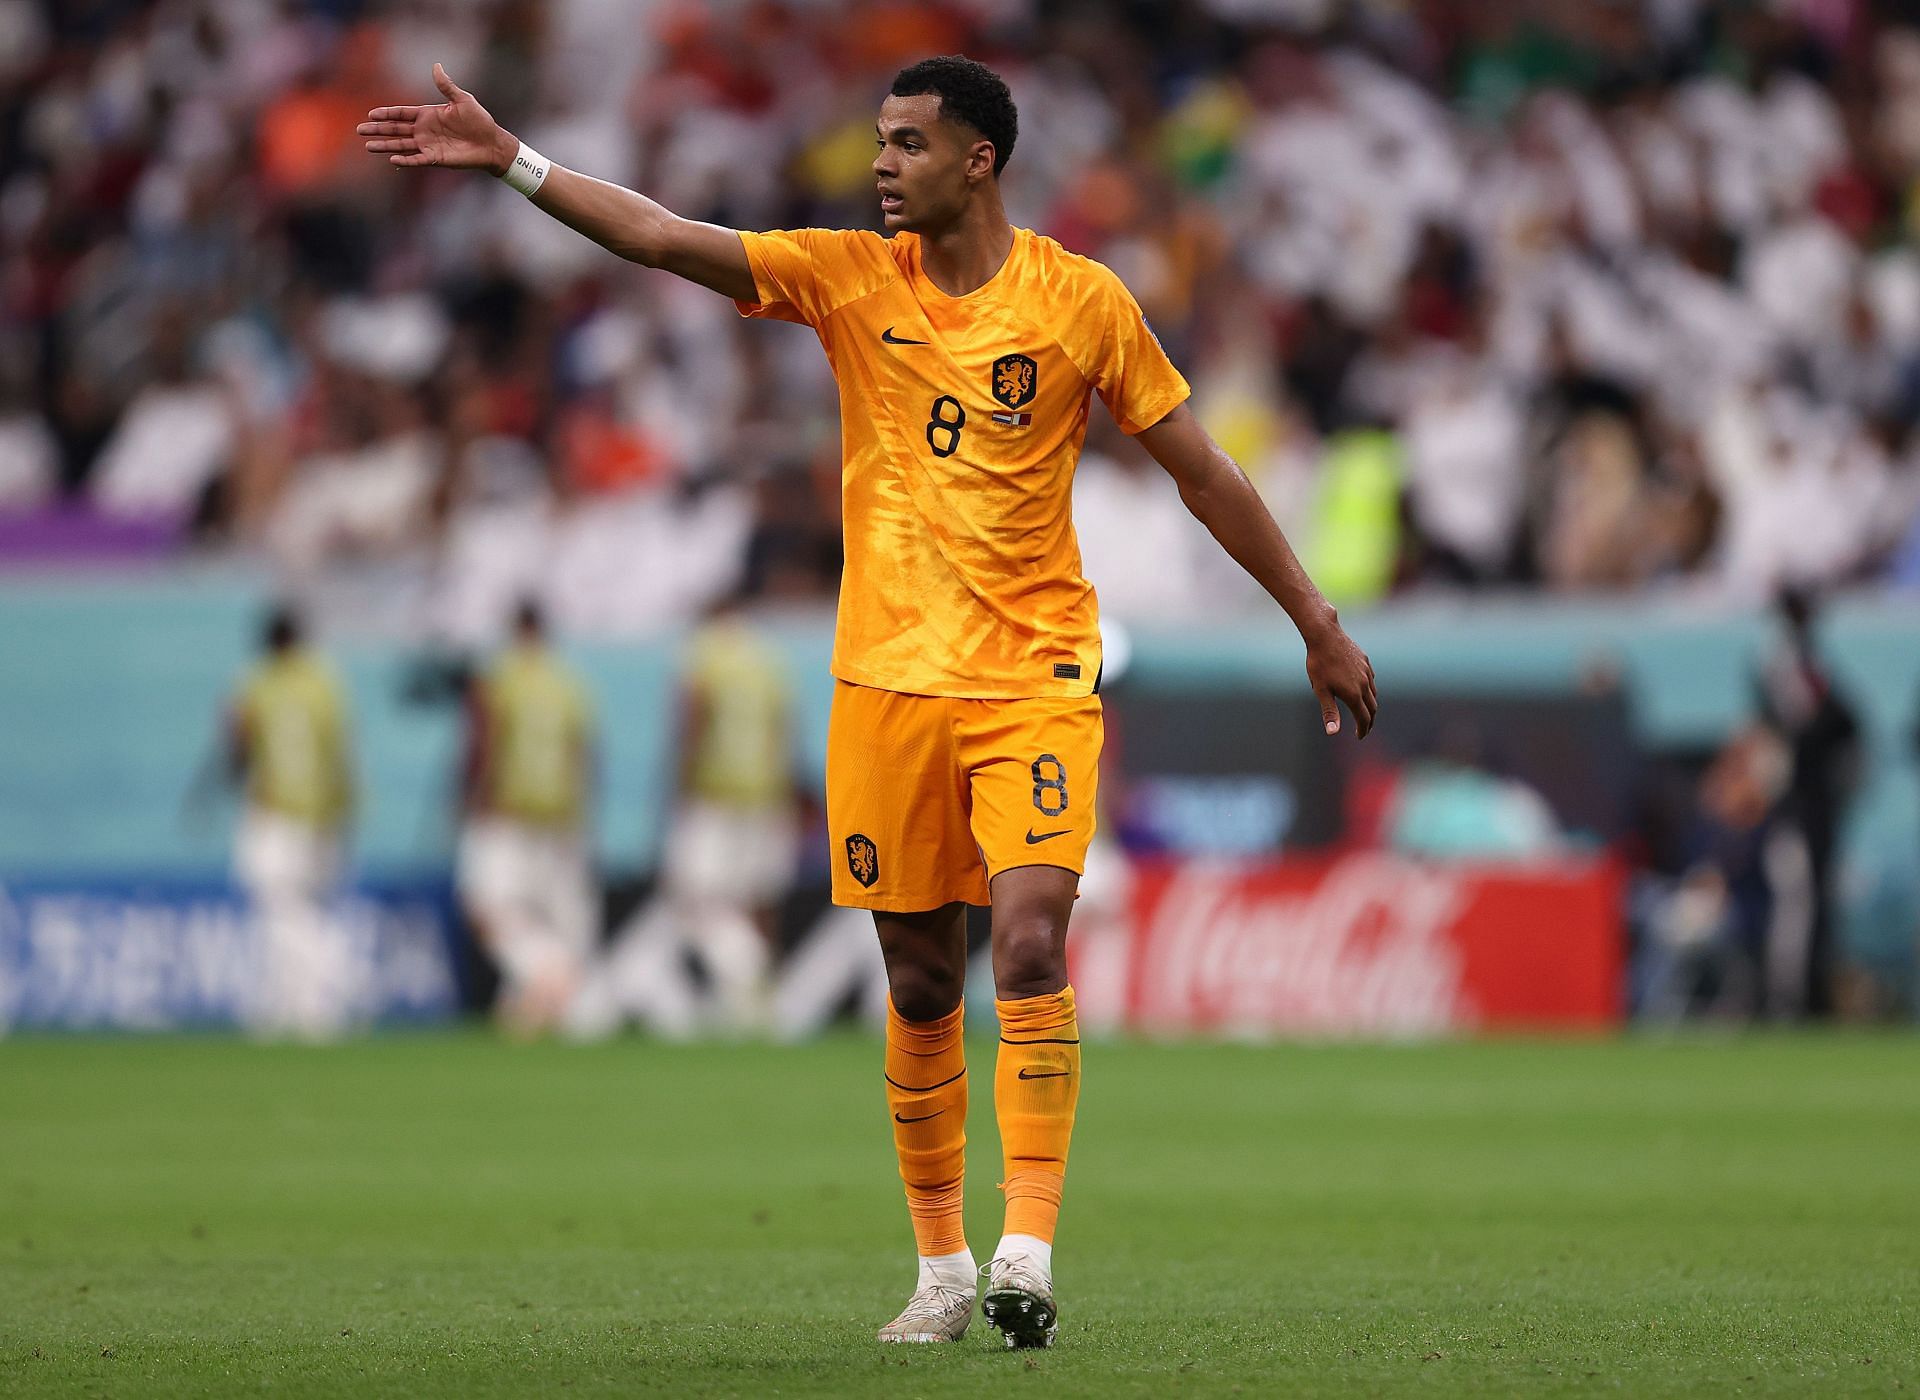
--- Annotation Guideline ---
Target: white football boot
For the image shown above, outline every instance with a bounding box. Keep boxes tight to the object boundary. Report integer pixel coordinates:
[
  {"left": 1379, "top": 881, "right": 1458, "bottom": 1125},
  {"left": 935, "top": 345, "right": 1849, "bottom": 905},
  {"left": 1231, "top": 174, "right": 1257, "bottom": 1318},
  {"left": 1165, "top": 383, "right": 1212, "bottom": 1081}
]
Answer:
[
  {"left": 877, "top": 1253, "right": 977, "bottom": 1344},
  {"left": 875, "top": 1278, "right": 976, "bottom": 1343},
  {"left": 981, "top": 1252, "right": 1057, "bottom": 1350}
]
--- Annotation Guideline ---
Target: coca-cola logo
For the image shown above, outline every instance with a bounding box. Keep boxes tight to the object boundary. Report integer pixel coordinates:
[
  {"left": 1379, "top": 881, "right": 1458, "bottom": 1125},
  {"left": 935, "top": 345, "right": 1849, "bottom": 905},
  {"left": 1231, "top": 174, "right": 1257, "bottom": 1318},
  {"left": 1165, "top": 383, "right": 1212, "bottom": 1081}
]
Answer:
[{"left": 1133, "top": 856, "right": 1472, "bottom": 1036}]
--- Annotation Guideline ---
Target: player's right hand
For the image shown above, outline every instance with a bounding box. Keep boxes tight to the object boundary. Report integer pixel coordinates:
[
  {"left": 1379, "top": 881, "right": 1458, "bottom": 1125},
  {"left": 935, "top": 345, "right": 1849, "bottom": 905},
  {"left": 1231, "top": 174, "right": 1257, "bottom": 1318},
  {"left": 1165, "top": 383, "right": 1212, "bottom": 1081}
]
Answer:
[{"left": 357, "top": 63, "right": 516, "bottom": 176}]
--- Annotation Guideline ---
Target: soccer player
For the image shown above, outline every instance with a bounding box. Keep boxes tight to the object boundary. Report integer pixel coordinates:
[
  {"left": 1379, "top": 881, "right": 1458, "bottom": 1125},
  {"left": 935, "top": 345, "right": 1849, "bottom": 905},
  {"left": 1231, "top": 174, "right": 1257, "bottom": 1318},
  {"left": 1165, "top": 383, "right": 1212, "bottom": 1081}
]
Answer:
[
  {"left": 223, "top": 605, "right": 356, "bottom": 1038},
  {"left": 456, "top": 598, "right": 598, "bottom": 1037},
  {"left": 360, "top": 54, "right": 1377, "bottom": 1349},
  {"left": 660, "top": 592, "right": 801, "bottom": 1031},
  {"left": 589, "top": 591, "right": 800, "bottom": 1037}
]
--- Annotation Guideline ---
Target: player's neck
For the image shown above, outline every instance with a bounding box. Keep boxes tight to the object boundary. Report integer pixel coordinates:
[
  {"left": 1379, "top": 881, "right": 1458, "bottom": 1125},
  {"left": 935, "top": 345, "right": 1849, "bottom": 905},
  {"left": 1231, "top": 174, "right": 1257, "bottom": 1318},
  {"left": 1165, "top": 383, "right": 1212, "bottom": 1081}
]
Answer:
[{"left": 915, "top": 194, "right": 1015, "bottom": 298}]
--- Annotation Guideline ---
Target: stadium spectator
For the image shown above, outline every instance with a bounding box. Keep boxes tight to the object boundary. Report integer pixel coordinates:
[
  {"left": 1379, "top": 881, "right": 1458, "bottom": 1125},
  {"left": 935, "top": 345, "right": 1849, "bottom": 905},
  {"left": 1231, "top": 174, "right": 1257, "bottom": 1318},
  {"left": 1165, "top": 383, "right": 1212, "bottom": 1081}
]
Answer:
[
  {"left": 0, "top": 342, "right": 56, "bottom": 509},
  {"left": 88, "top": 303, "right": 237, "bottom": 522},
  {"left": 455, "top": 597, "right": 599, "bottom": 1037},
  {"left": 4, "top": 0, "right": 1920, "bottom": 616}
]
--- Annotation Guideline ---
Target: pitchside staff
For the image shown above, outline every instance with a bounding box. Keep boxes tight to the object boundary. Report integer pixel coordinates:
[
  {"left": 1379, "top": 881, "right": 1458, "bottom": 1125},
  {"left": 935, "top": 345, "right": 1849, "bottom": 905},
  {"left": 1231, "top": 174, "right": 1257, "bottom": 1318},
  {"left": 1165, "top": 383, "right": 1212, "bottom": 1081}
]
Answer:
[
  {"left": 456, "top": 599, "right": 598, "bottom": 1038},
  {"left": 360, "top": 54, "right": 1375, "bottom": 1350},
  {"left": 223, "top": 606, "right": 356, "bottom": 1037}
]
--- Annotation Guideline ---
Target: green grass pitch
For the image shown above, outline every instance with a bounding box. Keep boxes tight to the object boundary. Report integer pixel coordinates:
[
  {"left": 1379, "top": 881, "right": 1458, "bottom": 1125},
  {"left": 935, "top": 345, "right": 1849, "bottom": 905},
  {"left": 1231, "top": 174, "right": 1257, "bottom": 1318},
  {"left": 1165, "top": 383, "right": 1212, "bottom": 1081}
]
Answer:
[{"left": 3, "top": 1032, "right": 1916, "bottom": 1397}]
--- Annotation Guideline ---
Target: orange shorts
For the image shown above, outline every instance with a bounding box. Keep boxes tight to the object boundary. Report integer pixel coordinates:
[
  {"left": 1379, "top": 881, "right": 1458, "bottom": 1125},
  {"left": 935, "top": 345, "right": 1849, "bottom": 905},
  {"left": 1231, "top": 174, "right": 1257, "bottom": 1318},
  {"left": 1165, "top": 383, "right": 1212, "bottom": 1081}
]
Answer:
[{"left": 826, "top": 680, "right": 1103, "bottom": 912}]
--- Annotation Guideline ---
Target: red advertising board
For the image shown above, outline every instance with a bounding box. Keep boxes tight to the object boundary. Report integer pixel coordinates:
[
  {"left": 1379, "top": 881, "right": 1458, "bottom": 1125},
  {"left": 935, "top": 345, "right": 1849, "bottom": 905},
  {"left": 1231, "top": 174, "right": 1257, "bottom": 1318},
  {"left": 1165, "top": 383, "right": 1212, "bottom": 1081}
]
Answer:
[{"left": 1070, "top": 854, "right": 1623, "bottom": 1037}]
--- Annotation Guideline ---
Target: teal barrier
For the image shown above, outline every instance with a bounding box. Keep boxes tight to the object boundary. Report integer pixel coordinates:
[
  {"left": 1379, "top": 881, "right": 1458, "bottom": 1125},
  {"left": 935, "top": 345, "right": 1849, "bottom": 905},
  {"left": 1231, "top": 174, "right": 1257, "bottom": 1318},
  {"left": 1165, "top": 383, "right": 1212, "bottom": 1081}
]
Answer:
[{"left": 1, "top": 574, "right": 1915, "bottom": 916}]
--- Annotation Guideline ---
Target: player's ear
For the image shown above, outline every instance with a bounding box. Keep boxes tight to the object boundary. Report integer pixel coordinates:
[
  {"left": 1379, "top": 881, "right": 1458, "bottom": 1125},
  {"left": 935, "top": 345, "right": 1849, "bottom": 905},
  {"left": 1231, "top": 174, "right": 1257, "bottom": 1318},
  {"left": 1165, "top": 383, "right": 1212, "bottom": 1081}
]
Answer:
[{"left": 969, "top": 139, "right": 996, "bottom": 182}]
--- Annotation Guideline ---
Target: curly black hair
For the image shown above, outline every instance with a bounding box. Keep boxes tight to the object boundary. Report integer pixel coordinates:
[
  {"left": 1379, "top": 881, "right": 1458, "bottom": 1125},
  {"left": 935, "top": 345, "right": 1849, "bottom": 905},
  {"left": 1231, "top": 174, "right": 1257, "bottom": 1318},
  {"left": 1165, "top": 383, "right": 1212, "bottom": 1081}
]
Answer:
[{"left": 889, "top": 55, "right": 1018, "bottom": 176}]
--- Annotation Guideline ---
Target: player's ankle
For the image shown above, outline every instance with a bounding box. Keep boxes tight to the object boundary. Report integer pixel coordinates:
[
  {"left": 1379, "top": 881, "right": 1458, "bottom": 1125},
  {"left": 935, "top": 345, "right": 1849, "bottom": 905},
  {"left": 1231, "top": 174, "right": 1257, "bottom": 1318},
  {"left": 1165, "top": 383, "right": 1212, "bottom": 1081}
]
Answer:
[
  {"left": 992, "top": 1233, "right": 1051, "bottom": 1275},
  {"left": 918, "top": 1249, "right": 976, "bottom": 1292}
]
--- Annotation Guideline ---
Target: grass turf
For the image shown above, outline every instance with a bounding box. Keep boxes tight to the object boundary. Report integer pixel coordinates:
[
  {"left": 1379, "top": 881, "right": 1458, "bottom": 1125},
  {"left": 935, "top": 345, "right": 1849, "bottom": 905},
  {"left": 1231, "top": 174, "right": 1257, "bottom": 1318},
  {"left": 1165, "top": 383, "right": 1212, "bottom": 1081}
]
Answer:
[{"left": 1, "top": 1032, "right": 1916, "bottom": 1398}]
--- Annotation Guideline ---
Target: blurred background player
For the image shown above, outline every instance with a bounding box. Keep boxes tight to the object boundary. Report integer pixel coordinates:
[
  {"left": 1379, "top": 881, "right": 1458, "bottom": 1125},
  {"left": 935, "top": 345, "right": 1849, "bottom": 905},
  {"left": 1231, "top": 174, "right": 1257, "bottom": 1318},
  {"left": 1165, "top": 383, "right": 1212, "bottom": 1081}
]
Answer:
[
  {"left": 221, "top": 605, "right": 356, "bottom": 1038},
  {"left": 665, "top": 592, "right": 801, "bottom": 1027},
  {"left": 1753, "top": 587, "right": 1862, "bottom": 1018},
  {"left": 600, "top": 592, "right": 800, "bottom": 1036},
  {"left": 456, "top": 598, "right": 598, "bottom": 1037}
]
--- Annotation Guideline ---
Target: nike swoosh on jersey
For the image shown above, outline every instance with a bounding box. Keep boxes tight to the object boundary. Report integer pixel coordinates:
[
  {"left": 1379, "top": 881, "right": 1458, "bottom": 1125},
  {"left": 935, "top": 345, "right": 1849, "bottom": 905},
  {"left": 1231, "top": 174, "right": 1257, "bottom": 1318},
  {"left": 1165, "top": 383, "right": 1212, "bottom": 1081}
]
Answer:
[
  {"left": 1025, "top": 829, "right": 1071, "bottom": 844},
  {"left": 880, "top": 326, "right": 929, "bottom": 345}
]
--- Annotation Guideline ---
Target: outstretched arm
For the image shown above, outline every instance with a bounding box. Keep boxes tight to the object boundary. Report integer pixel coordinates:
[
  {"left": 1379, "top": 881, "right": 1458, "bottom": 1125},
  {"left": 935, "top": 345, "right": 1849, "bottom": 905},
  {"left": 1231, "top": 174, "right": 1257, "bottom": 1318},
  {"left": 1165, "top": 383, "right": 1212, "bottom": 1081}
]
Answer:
[
  {"left": 358, "top": 64, "right": 755, "bottom": 301},
  {"left": 1132, "top": 403, "right": 1379, "bottom": 738}
]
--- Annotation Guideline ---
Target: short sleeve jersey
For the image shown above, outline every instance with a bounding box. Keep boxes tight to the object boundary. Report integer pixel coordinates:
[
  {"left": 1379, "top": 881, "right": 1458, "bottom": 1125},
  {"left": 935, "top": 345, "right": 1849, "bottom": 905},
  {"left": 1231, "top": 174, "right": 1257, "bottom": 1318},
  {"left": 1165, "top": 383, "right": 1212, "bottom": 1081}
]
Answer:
[{"left": 735, "top": 226, "right": 1190, "bottom": 699}]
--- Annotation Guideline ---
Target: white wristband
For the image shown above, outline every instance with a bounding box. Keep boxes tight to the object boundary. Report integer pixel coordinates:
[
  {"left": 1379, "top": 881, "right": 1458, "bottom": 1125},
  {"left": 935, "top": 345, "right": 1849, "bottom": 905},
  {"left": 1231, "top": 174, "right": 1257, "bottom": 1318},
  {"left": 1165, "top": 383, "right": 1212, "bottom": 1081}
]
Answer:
[{"left": 500, "top": 140, "right": 551, "bottom": 197}]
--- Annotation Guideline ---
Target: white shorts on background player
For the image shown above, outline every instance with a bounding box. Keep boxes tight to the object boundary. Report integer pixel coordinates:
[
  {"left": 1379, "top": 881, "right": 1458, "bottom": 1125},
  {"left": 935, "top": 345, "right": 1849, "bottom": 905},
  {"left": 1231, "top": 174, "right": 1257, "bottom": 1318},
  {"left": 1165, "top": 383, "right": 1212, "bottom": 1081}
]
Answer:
[
  {"left": 457, "top": 817, "right": 597, "bottom": 984},
  {"left": 661, "top": 801, "right": 799, "bottom": 906},
  {"left": 235, "top": 806, "right": 341, "bottom": 899},
  {"left": 233, "top": 806, "right": 350, "bottom": 1038}
]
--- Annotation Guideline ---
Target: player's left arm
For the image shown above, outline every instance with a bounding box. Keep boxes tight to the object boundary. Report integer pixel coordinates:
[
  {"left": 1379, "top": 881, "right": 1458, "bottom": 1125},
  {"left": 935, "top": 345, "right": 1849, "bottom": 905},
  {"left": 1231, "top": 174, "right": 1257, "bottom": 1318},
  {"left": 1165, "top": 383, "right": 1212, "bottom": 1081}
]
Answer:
[
  {"left": 673, "top": 683, "right": 708, "bottom": 801},
  {"left": 224, "top": 704, "right": 252, "bottom": 783},
  {"left": 181, "top": 703, "right": 247, "bottom": 829},
  {"left": 458, "top": 682, "right": 490, "bottom": 816},
  {"left": 1132, "top": 403, "right": 1378, "bottom": 738}
]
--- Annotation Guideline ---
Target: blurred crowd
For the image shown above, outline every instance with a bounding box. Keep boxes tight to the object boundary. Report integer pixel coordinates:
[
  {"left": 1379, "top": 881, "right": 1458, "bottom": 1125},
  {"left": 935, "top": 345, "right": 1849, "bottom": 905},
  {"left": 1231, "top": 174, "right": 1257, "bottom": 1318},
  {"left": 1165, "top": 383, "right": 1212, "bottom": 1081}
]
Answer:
[{"left": 7, "top": 0, "right": 1920, "bottom": 633}]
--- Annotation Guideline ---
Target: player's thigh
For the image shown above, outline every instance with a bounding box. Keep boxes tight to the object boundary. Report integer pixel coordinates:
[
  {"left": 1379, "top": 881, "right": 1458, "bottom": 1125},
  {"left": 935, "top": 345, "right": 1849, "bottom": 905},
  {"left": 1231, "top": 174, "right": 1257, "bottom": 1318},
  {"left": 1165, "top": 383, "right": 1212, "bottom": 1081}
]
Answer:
[
  {"left": 959, "top": 694, "right": 1103, "bottom": 885},
  {"left": 661, "top": 802, "right": 735, "bottom": 904},
  {"left": 533, "top": 832, "right": 597, "bottom": 956},
  {"left": 677, "top": 804, "right": 797, "bottom": 907},
  {"left": 735, "top": 806, "right": 800, "bottom": 905},
  {"left": 237, "top": 809, "right": 302, "bottom": 897},
  {"left": 457, "top": 818, "right": 527, "bottom": 918},
  {"left": 826, "top": 681, "right": 989, "bottom": 911}
]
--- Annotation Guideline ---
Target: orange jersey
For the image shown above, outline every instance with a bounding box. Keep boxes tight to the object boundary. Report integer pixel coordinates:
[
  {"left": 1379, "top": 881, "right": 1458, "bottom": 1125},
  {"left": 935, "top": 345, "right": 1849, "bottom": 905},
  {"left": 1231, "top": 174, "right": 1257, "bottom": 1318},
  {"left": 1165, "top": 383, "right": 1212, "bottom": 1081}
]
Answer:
[{"left": 735, "top": 226, "right": 1190, "bottom": 699}]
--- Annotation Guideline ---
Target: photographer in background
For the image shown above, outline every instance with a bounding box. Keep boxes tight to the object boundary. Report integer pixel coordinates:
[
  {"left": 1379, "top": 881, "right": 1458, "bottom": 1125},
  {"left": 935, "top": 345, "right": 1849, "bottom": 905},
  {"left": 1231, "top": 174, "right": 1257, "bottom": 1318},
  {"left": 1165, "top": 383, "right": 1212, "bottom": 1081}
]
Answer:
[{"left": 1755, "top": 588, "right": 1862, "bottom": 1019}]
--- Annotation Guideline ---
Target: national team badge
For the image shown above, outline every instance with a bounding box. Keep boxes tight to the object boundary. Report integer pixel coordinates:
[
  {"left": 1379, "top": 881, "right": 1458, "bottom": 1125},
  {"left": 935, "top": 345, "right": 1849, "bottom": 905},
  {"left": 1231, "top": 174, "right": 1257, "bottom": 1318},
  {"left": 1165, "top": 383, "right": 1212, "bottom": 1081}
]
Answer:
[
  {"left": 846, "top": 833, "right": 879, "bottom": 888},
  {"left": 991, "top": 353, "right": 1037, "bottom": 410}
]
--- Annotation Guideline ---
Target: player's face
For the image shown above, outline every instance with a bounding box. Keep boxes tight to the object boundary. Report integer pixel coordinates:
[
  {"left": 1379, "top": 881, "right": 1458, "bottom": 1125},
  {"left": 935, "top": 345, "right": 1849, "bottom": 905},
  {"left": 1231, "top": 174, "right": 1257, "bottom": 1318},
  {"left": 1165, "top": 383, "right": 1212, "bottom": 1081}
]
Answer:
[{"left": 874, "top": 94, "right": 993, "bottom": 232}]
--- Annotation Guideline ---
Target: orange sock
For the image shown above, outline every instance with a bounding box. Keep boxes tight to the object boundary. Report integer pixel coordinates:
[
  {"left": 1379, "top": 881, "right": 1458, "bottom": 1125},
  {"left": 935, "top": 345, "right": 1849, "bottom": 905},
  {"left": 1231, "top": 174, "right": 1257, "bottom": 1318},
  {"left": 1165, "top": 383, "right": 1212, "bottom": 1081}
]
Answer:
[
  {"left": 884, "top": 998, "right": 969, "bottom": 1257},
  {"left": 994, "top": 986, "right": 1080, "bottom": 1244}
]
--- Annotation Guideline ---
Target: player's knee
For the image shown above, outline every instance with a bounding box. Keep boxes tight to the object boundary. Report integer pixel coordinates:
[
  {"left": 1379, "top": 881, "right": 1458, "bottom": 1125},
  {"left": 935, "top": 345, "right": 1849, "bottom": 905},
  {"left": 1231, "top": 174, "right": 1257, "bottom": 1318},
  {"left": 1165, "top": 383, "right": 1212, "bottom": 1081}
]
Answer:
[
  {"left": 887, "top": 962, "right": 964, "bottom": 1023},
  {"left": 992, "top": 917, "right": 1067, "bottom": 1000}
]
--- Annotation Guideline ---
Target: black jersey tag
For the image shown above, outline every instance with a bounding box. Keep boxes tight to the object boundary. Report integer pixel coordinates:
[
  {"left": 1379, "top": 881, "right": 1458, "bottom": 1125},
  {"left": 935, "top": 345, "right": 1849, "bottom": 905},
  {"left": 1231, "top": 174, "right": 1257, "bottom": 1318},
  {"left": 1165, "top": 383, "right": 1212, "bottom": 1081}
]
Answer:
[{"left": 1053, "top": 663, "right": 1081, "bottom": 680}]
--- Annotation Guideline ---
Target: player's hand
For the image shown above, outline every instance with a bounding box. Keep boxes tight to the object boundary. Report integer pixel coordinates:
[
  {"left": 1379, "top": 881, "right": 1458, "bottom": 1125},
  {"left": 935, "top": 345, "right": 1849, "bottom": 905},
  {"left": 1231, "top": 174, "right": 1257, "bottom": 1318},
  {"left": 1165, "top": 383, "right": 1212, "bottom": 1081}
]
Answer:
[
  {"left": 1303, "top": 611, "right": 1377, "bottom": 739},
  {"left": 357, "top": 63, "right": 517, "bottom": 175}
]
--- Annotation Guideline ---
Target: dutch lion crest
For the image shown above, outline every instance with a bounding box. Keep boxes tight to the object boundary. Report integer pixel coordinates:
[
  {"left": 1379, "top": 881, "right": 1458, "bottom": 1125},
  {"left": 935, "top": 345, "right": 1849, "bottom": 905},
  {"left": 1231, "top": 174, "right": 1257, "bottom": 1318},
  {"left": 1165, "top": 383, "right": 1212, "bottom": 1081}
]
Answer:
[
  {"left": 845, "top": 833, "right": 879, "bottom": 888},
  {"left": 991, "top": 353, "right": 1037, "bottom": 410}
]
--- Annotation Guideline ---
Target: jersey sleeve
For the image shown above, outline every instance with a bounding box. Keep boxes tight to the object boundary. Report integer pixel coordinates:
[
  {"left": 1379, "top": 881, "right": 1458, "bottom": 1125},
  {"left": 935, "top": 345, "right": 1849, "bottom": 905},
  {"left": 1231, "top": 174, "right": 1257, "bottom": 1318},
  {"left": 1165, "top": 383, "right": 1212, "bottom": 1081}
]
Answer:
[
  {"left": 733, "top": 228, "right": 878, "bottom": 327},
  {"left": 1089, "top": 270, "right": 1191, "bottom": 434}
]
